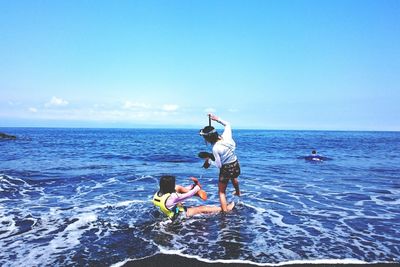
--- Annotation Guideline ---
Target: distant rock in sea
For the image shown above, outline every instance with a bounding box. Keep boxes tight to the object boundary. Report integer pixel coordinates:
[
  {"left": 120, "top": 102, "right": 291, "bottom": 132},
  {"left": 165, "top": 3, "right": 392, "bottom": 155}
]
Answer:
[{"left": 0, "top": 132, "right": 16, "bottom": 140}]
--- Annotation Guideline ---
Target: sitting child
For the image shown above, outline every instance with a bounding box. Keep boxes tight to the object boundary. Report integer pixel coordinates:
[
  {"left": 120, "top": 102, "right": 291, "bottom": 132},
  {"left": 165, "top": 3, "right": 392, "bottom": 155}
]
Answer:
[{"left": 152, "top": 175, "right": 235, "bottom": 221}]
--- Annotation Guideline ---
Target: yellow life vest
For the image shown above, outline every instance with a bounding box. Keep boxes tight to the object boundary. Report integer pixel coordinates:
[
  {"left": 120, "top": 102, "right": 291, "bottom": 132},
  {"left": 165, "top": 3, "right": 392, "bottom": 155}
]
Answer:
[
  {"left": 152, "top": 192, "right": 185, "bottom": 220},
  {"left": 153, "top": 192, "right": 175, "bottom": 219}
]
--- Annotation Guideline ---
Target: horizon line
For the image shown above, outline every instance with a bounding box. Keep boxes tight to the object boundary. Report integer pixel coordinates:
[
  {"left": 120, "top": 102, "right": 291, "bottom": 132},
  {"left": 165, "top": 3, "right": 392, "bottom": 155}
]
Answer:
[{"left": 1, "top": 125, "right": 399, "bottom": 133}]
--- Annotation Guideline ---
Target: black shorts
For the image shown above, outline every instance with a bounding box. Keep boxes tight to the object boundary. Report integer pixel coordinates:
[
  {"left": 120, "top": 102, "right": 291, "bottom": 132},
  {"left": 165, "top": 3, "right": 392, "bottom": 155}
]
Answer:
[{"left": 219, "top": 160, "right": 241, "bottom": 183}]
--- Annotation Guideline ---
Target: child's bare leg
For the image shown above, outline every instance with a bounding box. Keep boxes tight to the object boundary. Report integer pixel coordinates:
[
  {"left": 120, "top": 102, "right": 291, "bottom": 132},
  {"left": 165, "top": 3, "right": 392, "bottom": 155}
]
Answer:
[
  {"left": 218, "top": 180, "right": 229, "bottom": 212},
  {"left": 226, "top": 201, "right": 235, "bottom": 211},
  {"left": 231, "top": 177, "right": 240, "bottom": 196},
  {"left": 186, "top": 205, "right": 221, "bottom": 216},
  {"left": 186, "top": 202, "right": 235, "bottom": 217}
]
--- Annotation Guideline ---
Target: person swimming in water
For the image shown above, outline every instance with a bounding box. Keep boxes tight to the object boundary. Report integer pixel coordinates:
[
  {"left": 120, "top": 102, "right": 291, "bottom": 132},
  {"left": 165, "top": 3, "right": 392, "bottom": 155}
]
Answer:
[
  {"left": 152, "top": 175, "right": 235, "bottom": 221},
  {"left": 305, "top": 150, "right": 324, "bottom": 161},
  {"left": 199, "top": 113, "right": 241, "bottom": 212}
]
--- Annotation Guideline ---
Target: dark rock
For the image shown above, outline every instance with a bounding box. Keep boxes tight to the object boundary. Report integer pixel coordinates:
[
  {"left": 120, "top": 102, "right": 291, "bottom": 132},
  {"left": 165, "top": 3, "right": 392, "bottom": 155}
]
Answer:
[{"left": 0, "top": 132, "right": 16, "bottom": 140}]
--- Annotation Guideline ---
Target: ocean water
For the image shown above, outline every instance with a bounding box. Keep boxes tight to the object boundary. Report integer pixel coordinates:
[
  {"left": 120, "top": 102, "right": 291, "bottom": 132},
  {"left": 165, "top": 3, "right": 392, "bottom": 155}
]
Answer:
[{"left": 0, "top": 128, "right": 399, "bottom": 266}]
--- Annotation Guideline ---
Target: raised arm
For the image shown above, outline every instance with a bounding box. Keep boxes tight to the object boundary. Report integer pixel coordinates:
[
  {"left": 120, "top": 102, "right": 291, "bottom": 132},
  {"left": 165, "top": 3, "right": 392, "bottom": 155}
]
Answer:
[
  {"left": 209, "top": 113, "right": 227, "bottom": 126},
  {"left": 208, "top": 113, "right": 232, "bottom": 140},
  {"left": 165, "top": 185, "right": 201, "bottom": 208}
]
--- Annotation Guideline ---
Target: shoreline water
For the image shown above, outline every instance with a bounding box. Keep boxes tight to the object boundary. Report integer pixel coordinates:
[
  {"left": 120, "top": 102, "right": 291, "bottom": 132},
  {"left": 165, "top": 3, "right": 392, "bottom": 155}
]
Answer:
[
  {"left": 1, "top": 128, "right": 399, "bottom": 266},
  {"left": 118, "top": 253, "right": 399, "bottom": 267}
]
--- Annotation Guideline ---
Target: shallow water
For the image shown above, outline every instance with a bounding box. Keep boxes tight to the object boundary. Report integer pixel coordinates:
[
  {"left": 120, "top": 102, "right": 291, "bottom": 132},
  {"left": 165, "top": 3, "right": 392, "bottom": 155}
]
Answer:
[{"left": 0, "top": 128, "right": 399, "bottom": 266}]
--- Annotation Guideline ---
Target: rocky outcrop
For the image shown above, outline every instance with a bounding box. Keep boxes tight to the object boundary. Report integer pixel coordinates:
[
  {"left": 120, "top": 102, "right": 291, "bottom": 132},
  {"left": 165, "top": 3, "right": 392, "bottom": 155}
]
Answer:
[{"left": 0, "top": 132, "right": 16, "bottom": 140}]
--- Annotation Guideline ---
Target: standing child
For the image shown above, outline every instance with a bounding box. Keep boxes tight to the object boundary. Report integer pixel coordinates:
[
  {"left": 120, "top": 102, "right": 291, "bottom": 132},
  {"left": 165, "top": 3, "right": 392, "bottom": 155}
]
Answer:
[
  {"left": 152, "top": 175, "right": 234, "bottom": 221},
  {"left": 199, "top": 113, "right": 241, "bottom": 212}
]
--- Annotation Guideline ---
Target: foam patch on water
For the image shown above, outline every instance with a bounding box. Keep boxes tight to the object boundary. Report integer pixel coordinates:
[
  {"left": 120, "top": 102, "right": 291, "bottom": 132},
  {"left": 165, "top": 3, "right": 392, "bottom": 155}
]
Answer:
[
  {"left": 0, "top": 210, "right": 17, "bottom": 239},
  {"left": 0, "top": 173, "right": 155, "bottom": 266},
  {"left": 156, "top": 250, "right": 369, "bottom": 266},
  {"left": 2, "top": 159, "right": 400, "bottom": 267}
]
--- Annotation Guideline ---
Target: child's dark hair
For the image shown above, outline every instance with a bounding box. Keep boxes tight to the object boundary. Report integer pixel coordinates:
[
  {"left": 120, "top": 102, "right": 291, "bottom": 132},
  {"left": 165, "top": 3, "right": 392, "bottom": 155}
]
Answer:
[
  {"left": 200, "top": 126, "right": 219, "bottom": 144},
  {"left": 205, "top": 133, "right": 219, "bottom": 144},
  {"left": 159, "top": 175, "right": 176, "bottom": 194}
]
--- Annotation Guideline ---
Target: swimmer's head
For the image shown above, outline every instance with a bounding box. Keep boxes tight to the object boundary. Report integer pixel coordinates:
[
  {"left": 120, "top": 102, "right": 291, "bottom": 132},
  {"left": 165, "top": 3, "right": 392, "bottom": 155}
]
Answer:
[
  {"left": 312, "top": 150, "right": 317, "bottom": 155},
  {"left": 159, "top": 175, "right": 176, "bottom": 194},
  {"left": 199, "top": 126, "right": 219, "bottom": 144}
]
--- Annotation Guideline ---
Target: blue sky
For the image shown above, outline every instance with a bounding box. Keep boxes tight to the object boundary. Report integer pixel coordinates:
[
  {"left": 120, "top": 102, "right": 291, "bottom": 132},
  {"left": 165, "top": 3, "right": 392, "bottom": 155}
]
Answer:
[{"left": 0, "top": 0, "right": 399, "bottom": 130}]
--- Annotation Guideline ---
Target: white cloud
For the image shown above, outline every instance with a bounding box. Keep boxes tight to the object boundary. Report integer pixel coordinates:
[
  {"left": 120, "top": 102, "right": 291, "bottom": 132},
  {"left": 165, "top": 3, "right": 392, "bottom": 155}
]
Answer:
[
  {"left": 123, "top": 101, "right": 151, "bottom": 109},
  {"left": 123, "top": 101, "right": 151, "bottom": 110},
  {"left": 8, "top": 101, "right": 22, "bottom": 106},
  {"left": 162, "top": 104, "right": 179, "bottom": 112},
  {"left": 228, "top": 108, "right": 239, "bottom": 113},
  {"left": 14, "top": 99, "right": 185, "bottom": 125},
  {"left": 45, "top": 96, "right": 69, "bottom": 107}
]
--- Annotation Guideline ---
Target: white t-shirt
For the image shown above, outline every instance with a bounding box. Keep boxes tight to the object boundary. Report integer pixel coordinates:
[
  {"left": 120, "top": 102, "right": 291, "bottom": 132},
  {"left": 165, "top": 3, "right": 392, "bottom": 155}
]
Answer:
[{"left": 212, "top": 123, "right": 237, "bottom": 168}]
